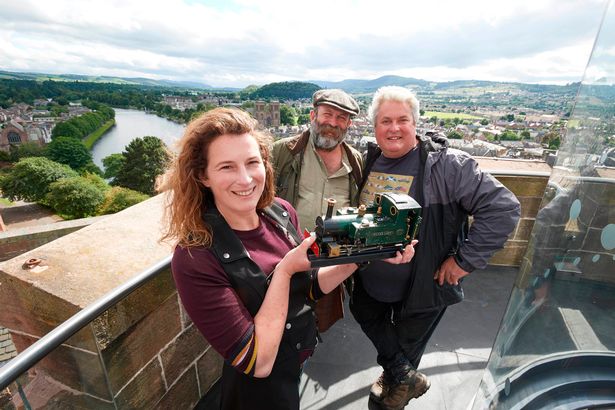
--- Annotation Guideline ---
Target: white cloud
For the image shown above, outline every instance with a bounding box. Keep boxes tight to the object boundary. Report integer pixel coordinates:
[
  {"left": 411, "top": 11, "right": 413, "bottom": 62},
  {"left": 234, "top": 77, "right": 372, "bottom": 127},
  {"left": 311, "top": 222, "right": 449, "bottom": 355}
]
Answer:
[{"left": 0, "top": 0, "right": 609, "bottom": 87}]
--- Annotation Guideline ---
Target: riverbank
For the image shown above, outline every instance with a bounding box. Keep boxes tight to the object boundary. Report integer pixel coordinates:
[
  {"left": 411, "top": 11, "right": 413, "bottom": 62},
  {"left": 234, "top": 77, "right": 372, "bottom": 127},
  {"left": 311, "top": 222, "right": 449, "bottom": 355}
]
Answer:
[
  {"left": 90, "top": 108, "right": 184, "bottom": 167},
  {"left": 83, "top": 119, "right": 116, "bottom": 149}
]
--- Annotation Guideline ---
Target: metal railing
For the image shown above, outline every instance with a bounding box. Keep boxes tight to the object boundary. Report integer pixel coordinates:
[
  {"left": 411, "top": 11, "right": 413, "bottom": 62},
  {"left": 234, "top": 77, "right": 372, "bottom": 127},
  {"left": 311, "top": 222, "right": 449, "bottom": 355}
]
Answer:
[{"left": 0, "top": 255, "right": 172, "bottom": 391}]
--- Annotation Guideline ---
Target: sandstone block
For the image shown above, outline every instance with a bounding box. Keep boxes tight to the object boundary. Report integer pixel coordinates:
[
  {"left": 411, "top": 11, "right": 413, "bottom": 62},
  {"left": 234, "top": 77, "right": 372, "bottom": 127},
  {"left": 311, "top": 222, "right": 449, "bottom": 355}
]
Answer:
[
  {"left": 197, "top": 346, "right": 223, "bottom": 394},
  {"left": 102, "top": 295, "right": 181, "bottom": 393},
  {"left": 160, "top": 324, "right": 209, "bottom": 385}
]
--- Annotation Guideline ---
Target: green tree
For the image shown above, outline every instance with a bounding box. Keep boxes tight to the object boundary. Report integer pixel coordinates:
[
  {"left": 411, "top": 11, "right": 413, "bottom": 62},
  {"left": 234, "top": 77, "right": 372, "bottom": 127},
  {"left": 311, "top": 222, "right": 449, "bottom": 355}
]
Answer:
[
  {"left": 102, "top": 153, "right": 126, "bottom": 179},
  {"left": 297, "top": 113, "right": 310, "bottom": 125},
  {"left": 500, "top": 130, "right": 520, "bottom": 141},
  {"left": 47, "top": 136, "right": 93, "bottom": 171},
  {"left": 49, "top": 104, "right": 68, "bottom": 117},
  {"left": 447, "top": 130, "right": 463, "bottom": 139},
  {"left": 548, "top": 136, "right": 561, "bottom": 149},
  {"left": 0, "top": 157, "right": 78, "bottom": 203},
  {"left": 113, "top": 136, "right": 170, "bottom": 195},
  {"left": 8, "top": 142, "right": 47, "bottom": 161},
  {"left": 46, "top": 176, "right": 105, "bottom": 219},
  {"left": 247, "top": 81, "right": 320, "bottom": 100},
  {"left": 279, "top": 105, "right": 297, "bottom": 126},
  {"left": 51, "top": 107, "right": 114, "bottom": 140},
  {"left": 82, "top": 172, "right": 110, "bottom": 192},
  {"left": 480, "top": 119, "right": 489, "bottom": 125},
  {"left": 51, "top": 122, "right": 81, "bottom": 139},
  {"left": 98, "top": 186, "right": 149, "bottom": 214},
  {"left": 80, "top": 161, "right": 104, "bottom": 176},
  {"left": 521, "top": 130, "right": 531, "bottom": 140},
  {"left": 542, "top": 131, "right": 561, "bottom": 149},
  {"left": 55, "top": 96, "right": 69, "bottom": 106}
]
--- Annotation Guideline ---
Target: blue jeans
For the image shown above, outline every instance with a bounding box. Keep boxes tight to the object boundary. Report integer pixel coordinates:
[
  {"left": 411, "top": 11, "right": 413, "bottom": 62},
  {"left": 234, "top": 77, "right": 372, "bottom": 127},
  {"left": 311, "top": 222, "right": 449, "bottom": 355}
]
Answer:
[{"left": 349, "top": 274, "right": 446, "bottom": 380}]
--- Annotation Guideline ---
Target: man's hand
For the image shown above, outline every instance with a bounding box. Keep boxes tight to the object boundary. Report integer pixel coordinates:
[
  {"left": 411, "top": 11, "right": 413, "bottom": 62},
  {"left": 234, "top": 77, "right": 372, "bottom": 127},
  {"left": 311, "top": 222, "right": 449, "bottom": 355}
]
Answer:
[
  {"left": 383, "top": 240, "right": 418, "bottom": 264},
  {"left": 434, "top": 256, "right": 469, "bottom": 286}
]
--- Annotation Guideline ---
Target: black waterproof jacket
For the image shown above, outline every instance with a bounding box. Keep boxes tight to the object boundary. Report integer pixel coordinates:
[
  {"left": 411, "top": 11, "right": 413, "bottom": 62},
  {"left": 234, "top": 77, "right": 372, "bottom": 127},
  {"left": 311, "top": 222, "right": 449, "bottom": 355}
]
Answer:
[{"left": 359, "top": 135, "right": 520, "bottom": 314}]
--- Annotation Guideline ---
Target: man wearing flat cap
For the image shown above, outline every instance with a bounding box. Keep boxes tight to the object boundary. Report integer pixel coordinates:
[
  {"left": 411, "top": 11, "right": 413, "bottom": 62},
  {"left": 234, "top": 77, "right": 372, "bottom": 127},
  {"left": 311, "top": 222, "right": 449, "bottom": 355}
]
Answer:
[{"left": 272, "top": 89, "right": 362, "bottom": 332}]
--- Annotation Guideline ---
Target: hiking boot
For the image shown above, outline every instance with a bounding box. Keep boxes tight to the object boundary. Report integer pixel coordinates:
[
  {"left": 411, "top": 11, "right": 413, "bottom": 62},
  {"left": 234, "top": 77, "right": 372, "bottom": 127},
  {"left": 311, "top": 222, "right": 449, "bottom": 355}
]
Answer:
[
  {"left": 369, "top": 371, "right": 393, "bottom": 403},
  {"left": 381, "top": 370, "right": 430, "bottom": 410}
]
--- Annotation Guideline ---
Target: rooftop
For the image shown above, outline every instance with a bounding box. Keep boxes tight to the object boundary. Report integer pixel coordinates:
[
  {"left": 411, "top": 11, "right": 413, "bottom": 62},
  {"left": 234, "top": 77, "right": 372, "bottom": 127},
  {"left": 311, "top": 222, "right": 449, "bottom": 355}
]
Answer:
[
  {"left": 192, "top": 265, "right": 516, "bottom": 410},
  {"left": 298, "top": 265, "right": 516, "bottom": 410}
]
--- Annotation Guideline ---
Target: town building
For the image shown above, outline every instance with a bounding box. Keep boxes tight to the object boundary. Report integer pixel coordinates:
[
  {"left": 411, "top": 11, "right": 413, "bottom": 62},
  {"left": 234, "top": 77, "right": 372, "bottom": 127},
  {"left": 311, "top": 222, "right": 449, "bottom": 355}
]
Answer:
[{"left": 253, "top": 100, "right": 280, "bottom": 127}]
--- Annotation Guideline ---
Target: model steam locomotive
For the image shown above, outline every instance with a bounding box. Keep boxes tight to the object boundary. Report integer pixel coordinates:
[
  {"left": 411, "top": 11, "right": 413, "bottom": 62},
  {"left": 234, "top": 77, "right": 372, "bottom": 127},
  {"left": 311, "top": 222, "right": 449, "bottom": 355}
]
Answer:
[{"left": 308, "top": 192, "right": 422, "bottom": 267}]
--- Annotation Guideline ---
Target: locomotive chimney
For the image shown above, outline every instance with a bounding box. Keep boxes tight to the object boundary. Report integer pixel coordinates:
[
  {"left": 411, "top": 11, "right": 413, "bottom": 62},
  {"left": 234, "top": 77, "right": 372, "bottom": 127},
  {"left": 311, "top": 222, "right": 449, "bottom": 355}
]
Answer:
[
  {"left": 358, "top": 204, "right": 367, "bottom": 217},
  {"left": 325, "top": 198, "right": 336, "bottom": 219}
]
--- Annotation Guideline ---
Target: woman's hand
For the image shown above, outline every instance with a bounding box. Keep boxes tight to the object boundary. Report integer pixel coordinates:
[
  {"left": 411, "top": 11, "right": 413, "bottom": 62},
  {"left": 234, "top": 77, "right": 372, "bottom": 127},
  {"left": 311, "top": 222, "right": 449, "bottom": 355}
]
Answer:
[
  {"left": 383, "top": 240, "right": 418, "bottom": 264},
  {"left": 274, "top": 234, "right": 316, "bottom": 278}
]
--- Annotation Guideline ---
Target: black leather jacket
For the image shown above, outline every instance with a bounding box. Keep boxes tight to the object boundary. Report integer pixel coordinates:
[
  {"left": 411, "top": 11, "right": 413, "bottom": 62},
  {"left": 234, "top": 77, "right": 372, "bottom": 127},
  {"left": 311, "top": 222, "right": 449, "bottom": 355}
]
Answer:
[{"left": 203, "top": 202, "right": 317, "bottom": 410}]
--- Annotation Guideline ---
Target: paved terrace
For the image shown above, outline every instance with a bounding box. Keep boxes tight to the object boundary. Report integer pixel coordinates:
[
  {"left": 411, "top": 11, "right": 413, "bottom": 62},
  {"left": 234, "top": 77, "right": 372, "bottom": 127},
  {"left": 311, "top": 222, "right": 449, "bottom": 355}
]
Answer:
[
  {"left": 197, "top": 265, "right": 516, "bottom": 409},
  {"left": 299, "top": 265, "right": 517, "bottom": 410}
]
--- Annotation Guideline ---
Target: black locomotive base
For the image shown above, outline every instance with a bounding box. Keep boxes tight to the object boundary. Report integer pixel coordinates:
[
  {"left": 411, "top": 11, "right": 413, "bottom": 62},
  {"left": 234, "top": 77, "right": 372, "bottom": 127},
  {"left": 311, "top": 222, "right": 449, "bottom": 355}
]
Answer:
[{"left": 308, "top": 244, "right": 404, "bottom": 268}]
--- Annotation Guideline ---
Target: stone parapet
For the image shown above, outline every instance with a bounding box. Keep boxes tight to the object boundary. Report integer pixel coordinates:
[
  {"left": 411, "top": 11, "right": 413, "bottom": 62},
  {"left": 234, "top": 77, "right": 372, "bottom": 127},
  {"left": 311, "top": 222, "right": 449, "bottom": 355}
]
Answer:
[
  {"left": 0, "top": 195, "right": 222, "bottom": 409},
  {"left": 0, "top": 216, "right": 107, "bottom": 262},
  {"left": 464, "top": 160, "right": 551, "bottom": 268}
]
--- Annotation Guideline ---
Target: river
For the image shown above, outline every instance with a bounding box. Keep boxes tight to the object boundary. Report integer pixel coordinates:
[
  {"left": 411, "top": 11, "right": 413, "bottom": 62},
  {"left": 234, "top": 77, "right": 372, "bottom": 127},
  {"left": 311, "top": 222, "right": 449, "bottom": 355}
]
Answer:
[{"left": 91, "top": 108, "right": 186, "bottom": 168}]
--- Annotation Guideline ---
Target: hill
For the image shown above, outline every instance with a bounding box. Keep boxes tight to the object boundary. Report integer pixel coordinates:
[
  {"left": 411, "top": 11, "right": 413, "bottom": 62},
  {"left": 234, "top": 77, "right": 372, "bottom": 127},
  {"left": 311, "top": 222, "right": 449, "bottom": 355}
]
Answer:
[
  {"left": 313, "top": 75, "right": 429, "bottom": 93},
  {"left": 0, "top": 70, "right": 242, "bottom": 91},
  {"left": 246, "top": 81, "right": 320, "bottom": 100}
]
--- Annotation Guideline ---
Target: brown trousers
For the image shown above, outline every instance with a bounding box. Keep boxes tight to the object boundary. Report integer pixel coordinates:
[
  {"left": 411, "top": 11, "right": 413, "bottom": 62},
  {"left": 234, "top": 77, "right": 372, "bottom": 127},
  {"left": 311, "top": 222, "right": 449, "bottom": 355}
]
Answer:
[{"left": 314, "top": 284, "right": 345, "bottom": 333}]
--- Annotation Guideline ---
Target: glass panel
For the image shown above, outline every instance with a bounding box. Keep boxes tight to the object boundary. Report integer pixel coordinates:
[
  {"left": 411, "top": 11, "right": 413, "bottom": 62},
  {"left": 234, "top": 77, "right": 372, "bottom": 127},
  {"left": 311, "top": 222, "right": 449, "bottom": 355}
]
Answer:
[{"left": 473, "top": 0, "right": 615, "bottom": 408}]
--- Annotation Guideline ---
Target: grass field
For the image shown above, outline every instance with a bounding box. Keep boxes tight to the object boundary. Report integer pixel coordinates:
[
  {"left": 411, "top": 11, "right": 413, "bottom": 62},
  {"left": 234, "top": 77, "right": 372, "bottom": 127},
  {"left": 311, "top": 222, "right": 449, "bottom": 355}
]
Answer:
[
  {"left": 83, "top": 119, "right": 116, "bottom": 149},
  {"left": 423, "top": 111, "right": 484, "bottom": 120},
  {"left": 567, "top": 119, "right": 580, "bottom": 128}
]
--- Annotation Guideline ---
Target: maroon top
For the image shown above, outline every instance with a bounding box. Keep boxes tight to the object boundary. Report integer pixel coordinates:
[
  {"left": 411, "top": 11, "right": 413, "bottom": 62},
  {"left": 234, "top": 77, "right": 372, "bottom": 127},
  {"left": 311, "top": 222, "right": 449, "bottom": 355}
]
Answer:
[{"left": 172, "top": 198, "right": 314, "bottom": 375}]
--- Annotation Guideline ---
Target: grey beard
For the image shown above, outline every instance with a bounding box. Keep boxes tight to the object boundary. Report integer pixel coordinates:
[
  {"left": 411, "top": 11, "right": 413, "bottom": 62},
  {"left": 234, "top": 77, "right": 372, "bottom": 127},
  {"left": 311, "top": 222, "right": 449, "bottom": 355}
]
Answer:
[{"left": 311, "top": 128, "right": 346, "bottom": 151}]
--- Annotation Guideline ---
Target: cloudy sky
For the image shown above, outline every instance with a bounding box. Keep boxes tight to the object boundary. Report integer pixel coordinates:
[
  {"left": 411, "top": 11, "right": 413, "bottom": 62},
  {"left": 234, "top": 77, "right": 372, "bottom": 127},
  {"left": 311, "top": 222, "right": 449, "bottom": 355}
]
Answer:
[{"left": 0, "top": 0, "right": 610, "bottom": 88}]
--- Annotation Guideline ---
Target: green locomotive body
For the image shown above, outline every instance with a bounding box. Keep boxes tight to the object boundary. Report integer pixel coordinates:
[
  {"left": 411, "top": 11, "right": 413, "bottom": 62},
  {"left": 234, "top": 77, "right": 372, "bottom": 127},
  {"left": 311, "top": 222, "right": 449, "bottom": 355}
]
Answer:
[{"left": 309, "top": 192, "right": 422, "bottom": 267}]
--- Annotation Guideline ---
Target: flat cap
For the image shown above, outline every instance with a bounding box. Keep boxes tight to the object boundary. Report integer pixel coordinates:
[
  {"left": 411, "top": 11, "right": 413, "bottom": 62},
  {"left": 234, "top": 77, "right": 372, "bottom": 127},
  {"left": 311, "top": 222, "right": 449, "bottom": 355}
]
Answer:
[{"left": 312, "top": 89, "right": 359, "bottom": 116}]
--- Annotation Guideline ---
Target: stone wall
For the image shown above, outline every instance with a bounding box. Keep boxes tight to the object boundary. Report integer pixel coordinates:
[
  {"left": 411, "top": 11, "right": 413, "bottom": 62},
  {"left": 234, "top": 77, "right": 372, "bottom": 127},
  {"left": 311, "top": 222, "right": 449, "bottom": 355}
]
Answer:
[
  {"left": 0, "top": 195, "right": 222, "bottom": 409},
  {"left": 0, "top": 216, "right": 106, "bottom": 262},
  {"left": 490, "top": 174, "right": 549, "bottom": 266},
  {"left": 475, "top": 158, "right": 552, "bottom": 267}
]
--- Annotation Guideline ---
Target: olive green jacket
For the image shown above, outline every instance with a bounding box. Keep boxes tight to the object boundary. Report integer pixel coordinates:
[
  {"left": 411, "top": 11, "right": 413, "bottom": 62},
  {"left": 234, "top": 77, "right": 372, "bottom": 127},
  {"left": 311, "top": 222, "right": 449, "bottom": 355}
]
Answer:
[{"left": 271, "top": 130, "right": 363, "bottom": 208}]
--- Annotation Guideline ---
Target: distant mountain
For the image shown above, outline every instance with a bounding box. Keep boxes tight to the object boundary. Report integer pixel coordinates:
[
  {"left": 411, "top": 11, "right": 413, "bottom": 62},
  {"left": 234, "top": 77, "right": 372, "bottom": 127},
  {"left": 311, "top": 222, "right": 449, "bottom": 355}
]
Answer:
[
  {"left": 0, "top": 70, "right": 242, "bottom": 91},
  {"left": 311, "top": 75, "right": 582, "bottom": 95},
  {"left": 432, "top": 79, "right": 580, "bottom": 94},
  {"left": 0, "top": 69, "right": 583, "bottom": 97},
  {"left": 312, "top": 75, "right": 429, "bottom": 93}
]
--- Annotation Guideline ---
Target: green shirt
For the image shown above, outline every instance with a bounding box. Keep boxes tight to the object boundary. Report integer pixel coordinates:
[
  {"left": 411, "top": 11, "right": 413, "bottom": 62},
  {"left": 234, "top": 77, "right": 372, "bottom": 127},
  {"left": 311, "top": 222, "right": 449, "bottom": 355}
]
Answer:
[{"left": 295, "top": 138, "right": 353, "bottom": 230}]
